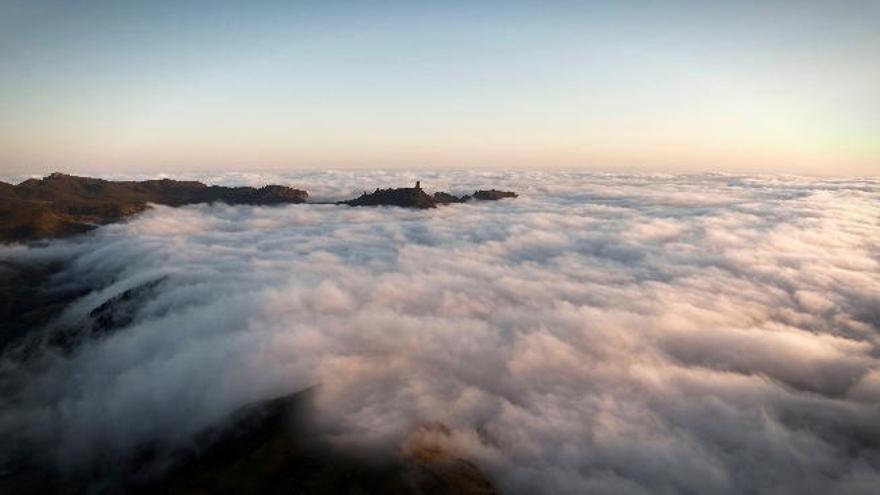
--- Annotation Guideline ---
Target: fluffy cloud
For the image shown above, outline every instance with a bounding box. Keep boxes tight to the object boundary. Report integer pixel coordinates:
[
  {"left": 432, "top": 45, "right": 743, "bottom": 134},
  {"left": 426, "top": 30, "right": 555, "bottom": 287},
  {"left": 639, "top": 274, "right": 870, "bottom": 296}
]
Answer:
[{"left": 1, "top": 171, "right": 878, "bottom": 494}]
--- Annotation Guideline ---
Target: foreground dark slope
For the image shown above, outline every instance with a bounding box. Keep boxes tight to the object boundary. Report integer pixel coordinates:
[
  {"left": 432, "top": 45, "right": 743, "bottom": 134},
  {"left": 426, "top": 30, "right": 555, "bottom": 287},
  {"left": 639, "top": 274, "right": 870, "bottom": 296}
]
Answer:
[
  {"left": 0, "top": 173, "right": 309, "bottom": 243},
  {"left": 0, "top": 272, "right": 499, "bottom": 494},
  {"left": 0, "top": 264, "right": 499, "bottom": 494},
  {"left": 0, "top": 388, "right": 496, "bottom": 495},
  {"left": 144, "top": 391, "right": 496, "bottom": 495}
]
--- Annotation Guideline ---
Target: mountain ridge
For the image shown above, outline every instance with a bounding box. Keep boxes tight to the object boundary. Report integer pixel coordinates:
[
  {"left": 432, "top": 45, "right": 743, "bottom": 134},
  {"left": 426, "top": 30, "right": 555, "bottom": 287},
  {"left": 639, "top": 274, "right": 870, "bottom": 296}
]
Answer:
[{"left": 0, "top": 173, "right": 309, "bottom": 243}]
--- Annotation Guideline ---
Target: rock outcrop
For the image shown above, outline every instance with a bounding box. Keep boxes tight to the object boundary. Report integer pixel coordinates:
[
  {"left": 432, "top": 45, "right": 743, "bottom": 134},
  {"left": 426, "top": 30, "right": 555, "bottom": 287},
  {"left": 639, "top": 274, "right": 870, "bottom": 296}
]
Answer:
[
  {"left": 341, "top": 182, "right": 517, "bottom": 209},
  {"left": 340, "top": 183, "right": 437, "bottom": 209},
  {"left": 0, "top": 173, "right": 309, "bottom": 243},
  {"left": 472, "top": 189, "right": 518, "bottom": 201},
  {"left": 432, "top": 191, "right": 468, "bottom": 204}
]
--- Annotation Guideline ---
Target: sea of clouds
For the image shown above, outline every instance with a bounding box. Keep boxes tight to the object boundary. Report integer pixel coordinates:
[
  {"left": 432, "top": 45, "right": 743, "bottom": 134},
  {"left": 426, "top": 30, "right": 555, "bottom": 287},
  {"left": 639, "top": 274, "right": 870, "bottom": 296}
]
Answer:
[{"left": 1, "top": 170, "right": 879, "bottom": 494}]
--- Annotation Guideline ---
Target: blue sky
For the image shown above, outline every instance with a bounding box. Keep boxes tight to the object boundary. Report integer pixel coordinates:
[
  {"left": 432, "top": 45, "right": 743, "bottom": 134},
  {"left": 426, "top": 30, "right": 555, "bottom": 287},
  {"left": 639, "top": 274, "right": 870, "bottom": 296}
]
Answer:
[{"left": 1, "top": 0, "right": 878, "bottom": 174}]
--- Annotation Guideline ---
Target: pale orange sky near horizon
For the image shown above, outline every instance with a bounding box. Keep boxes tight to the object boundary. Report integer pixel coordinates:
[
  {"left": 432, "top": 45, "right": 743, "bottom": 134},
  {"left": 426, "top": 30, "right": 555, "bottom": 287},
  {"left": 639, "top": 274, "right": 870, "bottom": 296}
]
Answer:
[{"left": 1, "top": 1, "right": 878, "bottom": 176}]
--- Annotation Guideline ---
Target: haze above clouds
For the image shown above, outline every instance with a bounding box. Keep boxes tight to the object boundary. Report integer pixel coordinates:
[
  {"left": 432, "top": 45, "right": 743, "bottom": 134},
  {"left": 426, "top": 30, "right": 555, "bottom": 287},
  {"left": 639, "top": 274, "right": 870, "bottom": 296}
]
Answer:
[
  {"left": 1, "top": 171, "right": 878, "bottom": 494},
  {"left": 1, "top": 1, "right": 878, "bottom": 174}
]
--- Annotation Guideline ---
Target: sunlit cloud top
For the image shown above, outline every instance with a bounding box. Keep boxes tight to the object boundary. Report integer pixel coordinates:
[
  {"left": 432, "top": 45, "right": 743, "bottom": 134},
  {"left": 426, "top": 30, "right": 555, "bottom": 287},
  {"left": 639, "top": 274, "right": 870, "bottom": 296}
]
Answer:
[{"left": 1, "top": 0, "right": 878, "bottom": 174}]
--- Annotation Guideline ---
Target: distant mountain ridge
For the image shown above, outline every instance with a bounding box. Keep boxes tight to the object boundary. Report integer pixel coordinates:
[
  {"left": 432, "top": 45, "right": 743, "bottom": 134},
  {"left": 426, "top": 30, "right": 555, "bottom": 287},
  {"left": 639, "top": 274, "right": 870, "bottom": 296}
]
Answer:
[
  {"left": 0, "top": 173, "right": 309, "bottom": 243},
  {"left": 340, "top": 181, "right": 517, "bottom": 208},
  {"left": 0, "top": 174, "right": 518, "bottom": 243}
]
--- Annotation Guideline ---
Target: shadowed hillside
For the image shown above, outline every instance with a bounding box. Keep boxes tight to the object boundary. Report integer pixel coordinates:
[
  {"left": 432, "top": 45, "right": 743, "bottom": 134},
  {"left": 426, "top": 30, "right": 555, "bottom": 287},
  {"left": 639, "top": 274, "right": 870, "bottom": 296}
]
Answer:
[{"left": 0, "top": 387, "right": 497, "bottom": 495}]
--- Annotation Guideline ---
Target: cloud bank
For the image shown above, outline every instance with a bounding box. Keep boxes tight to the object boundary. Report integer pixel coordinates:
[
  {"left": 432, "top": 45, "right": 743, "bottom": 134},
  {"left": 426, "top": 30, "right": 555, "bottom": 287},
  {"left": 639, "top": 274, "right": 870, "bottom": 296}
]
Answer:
[{"left": 1, "top": 171, "right": 879, "bottom": 494}]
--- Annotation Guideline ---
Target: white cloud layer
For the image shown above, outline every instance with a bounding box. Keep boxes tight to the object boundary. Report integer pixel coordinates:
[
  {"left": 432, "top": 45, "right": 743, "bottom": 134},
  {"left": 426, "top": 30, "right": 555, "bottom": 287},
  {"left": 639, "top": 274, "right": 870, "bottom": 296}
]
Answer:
[{"left": 1, "top": 171, "right": 879, "bottom": 494}]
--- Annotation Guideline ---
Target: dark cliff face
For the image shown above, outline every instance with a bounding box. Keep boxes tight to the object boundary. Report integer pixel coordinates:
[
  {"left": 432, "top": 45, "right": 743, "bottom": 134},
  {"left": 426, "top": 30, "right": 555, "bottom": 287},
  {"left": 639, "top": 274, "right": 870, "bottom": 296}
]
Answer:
[{"left": 0, "top": 173, "right": 309, "bottom": 243}]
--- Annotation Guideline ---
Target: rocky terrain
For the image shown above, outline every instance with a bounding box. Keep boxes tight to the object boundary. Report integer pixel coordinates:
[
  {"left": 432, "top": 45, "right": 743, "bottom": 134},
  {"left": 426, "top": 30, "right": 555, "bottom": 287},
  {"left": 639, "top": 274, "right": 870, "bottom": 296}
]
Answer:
[
  {"left": 470, "top": 190, "right": 517, "bottom": 201},
  {"left": 0, "top": 175, "right": 518, "bottom": 243},
  {"left": 0, "top": 258, "right": 87, "bottom": 356},
  {"left": 341, "top": 181, "right": 517, "bottom": 208},
  {"left": 0, "top": 386, "right": 495, "bottom": 494},
  {"left": 139, "top": 392, "right": 496, "bottom": 495},
  {"left": 0, "top": 173, "right": 309, "bottom": 243},
  {"left": 341, "top": 182, "right": 438, "bottom": 209}
]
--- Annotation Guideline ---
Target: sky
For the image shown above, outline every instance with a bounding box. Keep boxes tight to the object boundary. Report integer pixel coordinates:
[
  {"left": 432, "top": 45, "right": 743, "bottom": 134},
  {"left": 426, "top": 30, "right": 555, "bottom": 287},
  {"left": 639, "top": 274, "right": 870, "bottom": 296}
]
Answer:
[{"left": 0, "top": 0, "right": 878, "bottom": 175}]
